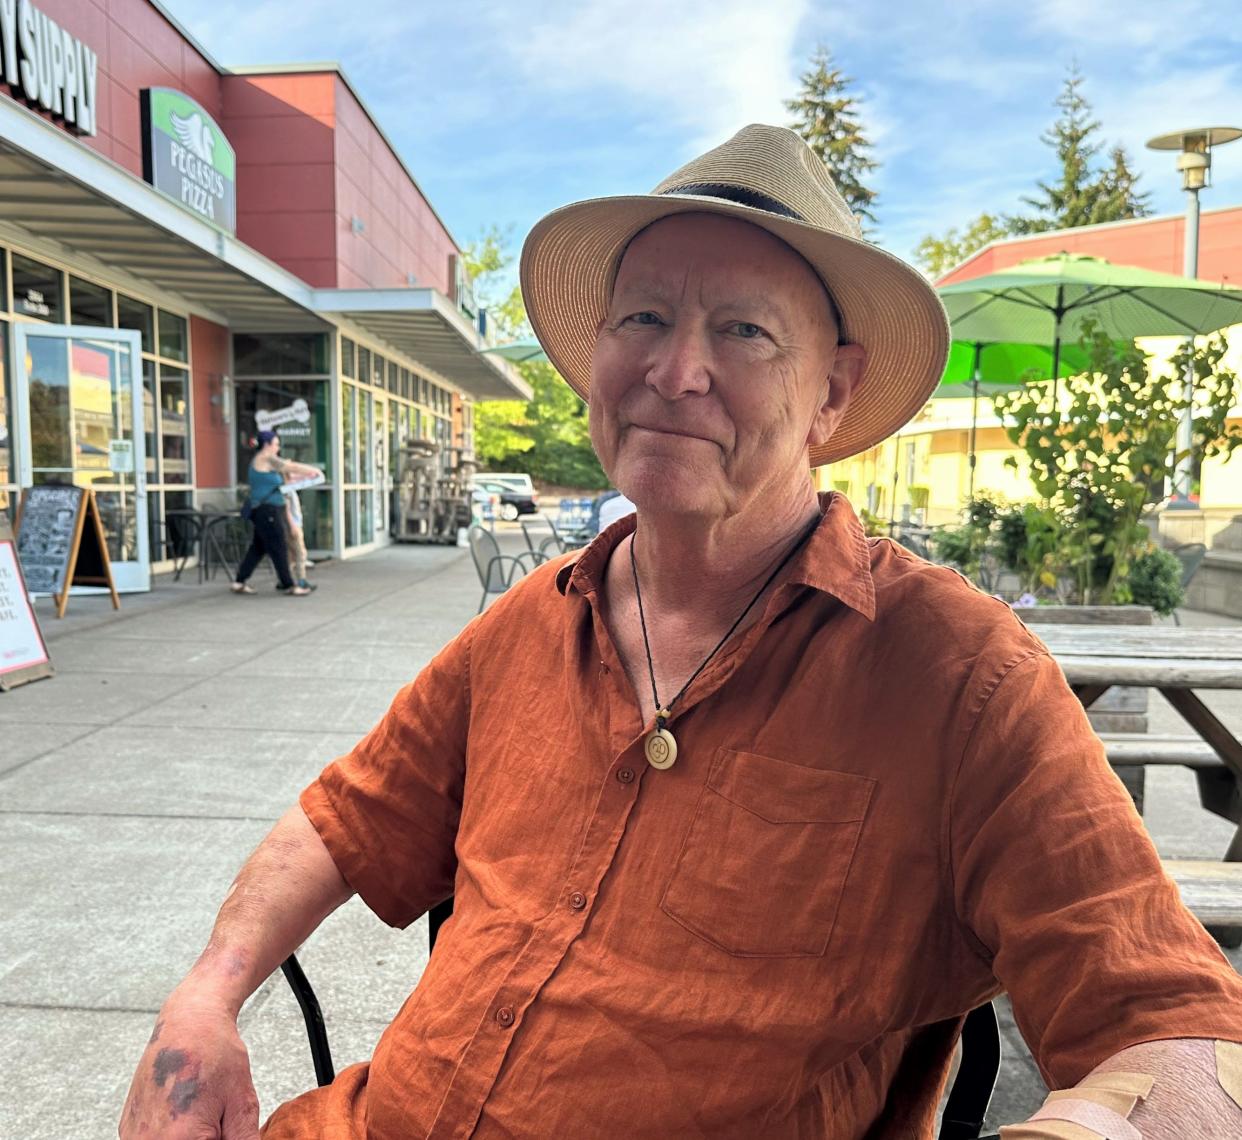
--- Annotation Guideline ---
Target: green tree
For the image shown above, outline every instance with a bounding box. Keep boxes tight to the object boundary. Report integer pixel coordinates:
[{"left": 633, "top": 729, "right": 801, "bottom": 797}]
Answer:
[
  {"left": 913, "top": 212, "right": 1011, "bottom": 278},
  {"left": 1010, "top": 66, "right": 1150, "bottom": 233},
  {"left": 463, "top": 228, "right": 609, "bottom": 489},
  {"left": 994, "top": 326, "right": 1241, "bottom": 605},
  {"left": 462, "top": 224, "right": 527, "bottom": 340},
  {"left": 785, "top": 45, "right": 879, "bottom": 227}
]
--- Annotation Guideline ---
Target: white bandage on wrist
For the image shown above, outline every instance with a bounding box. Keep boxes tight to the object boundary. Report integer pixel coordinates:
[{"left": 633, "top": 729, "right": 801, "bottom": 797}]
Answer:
[
  {"left": 1218, "top": 1040, "right": 1242, "bottom": 1111},
  {"left": 998, "top": 1071, "right": 1152, "bottom": 1139}
]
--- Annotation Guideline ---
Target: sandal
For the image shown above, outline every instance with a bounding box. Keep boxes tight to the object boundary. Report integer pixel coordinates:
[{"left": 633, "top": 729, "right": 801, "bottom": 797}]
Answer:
[
  {"left": 288, "top": 586, "right": 311, "bottom": 596},
  {"left": 231, "top": 582, "right": 256, "bottom": 595}
]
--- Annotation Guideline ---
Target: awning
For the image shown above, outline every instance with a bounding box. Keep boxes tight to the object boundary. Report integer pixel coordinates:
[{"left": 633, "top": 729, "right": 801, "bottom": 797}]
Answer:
[
  {"left": 0, "top": 94, "right": 322, "bottom": 331},
  {"left": 312, "top": 288, "right": 532, "bottom": 401},
  {"left": 0, "top": 94, "right": 529, "bottom": 402}
]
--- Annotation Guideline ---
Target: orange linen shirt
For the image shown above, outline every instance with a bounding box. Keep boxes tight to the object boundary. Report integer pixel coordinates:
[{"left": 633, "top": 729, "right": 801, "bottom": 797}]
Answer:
[{"left": 267, "top": 494, "right": 1242, "bottom": 1140}]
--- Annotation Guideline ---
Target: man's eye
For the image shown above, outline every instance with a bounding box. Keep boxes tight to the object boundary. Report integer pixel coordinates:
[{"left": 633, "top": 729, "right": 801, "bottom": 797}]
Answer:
[
  {"left": 731, "top": 322, "right": 764, "bottom": 339},
  {"left": 628, "top": 311, "right": 662, "bottom": 326}
]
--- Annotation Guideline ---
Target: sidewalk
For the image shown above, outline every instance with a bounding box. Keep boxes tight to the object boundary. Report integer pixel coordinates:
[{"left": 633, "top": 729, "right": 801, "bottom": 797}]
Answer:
[
  {"left": 2, "top": 539, "right": 486, "bottom": 1138},
  {"left": 1, "top": 542, "right": 1238, "bottom": 1136}
]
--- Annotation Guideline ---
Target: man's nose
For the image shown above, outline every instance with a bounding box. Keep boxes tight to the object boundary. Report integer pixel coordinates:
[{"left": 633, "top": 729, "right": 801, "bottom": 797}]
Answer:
[{"left": 644, "top": 324, "right": 712, "bottom": 401}]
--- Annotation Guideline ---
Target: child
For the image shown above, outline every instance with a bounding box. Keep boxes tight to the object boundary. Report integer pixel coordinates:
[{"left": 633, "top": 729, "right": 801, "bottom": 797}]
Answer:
[{"left": 282, "top": 476, "right": 315, "bottom": 592}]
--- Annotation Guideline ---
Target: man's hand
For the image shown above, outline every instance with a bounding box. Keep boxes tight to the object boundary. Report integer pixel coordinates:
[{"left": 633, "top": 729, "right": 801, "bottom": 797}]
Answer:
[{"left": 120, "top": 992, "right": 259, "bottom": 1139}]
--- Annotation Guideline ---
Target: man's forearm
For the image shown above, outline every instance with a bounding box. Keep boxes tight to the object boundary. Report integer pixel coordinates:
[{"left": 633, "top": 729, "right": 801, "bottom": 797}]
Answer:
[
  {"left": 1098, "top": 1038, "right": 1242, "bottom": 1140},
  {"left": 1003, "top": 1037, "right": 1242, "bottom": 1138},
  {"left": 182, "top": 804, "right": 354, "bottom": 1016}
]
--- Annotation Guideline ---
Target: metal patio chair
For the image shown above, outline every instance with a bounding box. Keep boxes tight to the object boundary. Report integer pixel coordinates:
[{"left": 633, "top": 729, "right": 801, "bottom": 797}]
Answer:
[
  {"left": 280, "top": 904, "right": 1001, "bottom": 1137},
  {"left": 520, "top": 517, "right": 565, "bottom": 562},
  {"left": 468, "top": 524, "right": 543, "bottom": 613}
]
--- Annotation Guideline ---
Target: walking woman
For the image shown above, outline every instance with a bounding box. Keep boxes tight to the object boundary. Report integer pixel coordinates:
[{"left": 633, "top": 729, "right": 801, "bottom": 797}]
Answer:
[{"left": 232, "top": 430, "right": 318, "bottom": 596}]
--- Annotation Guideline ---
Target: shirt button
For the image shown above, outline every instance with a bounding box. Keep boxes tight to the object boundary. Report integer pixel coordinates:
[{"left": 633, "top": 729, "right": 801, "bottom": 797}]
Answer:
[
  {"left": 569, "top": 891, "right": 587, "bottom": 910},
  {"left": 616, "top": 767, "right": 635, "bottom": 784},
  {"left": 495, "top": 1006, "right": 515, "bottom": 1028}
]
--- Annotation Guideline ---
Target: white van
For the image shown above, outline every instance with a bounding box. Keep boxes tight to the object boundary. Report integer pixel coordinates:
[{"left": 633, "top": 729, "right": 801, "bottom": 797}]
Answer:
[{"left": 473, "top": 473, "right": 535, "bottom": 496}]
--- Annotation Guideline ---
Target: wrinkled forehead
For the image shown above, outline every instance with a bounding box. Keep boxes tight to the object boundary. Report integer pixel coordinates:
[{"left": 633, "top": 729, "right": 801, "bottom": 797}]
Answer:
[{"left": 611, "top": 212, "right": 843, "bottom": 336}]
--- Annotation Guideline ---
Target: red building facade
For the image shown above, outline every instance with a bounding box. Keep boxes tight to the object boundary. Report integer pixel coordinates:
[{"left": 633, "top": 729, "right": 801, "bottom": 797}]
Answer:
[{"left": 0, "top": 0, "right": 524, "bottom": 579}]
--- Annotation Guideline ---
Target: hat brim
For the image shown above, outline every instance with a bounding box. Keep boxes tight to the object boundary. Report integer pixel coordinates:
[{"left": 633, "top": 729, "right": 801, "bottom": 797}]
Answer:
[{"left": 519, "top": 193, "right": 950, "bottom": 466}]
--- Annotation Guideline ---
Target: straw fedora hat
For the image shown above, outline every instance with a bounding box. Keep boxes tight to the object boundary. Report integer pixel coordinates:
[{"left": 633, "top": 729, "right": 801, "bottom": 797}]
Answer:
[{"left": 520, "top": 123, "right": 950, "bottom": 466}]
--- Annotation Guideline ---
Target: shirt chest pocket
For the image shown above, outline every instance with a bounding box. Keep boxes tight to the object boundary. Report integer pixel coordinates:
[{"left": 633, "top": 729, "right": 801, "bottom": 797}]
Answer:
[{"left": 660, "top": 749, "right": 875, "bottom": 958}]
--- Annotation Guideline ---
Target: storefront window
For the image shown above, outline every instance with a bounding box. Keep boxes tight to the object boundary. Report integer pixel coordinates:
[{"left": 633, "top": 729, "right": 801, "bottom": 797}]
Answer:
[
  {"left": 233, "top": 332, "right": 329, "bottom": 376},
  {"left": 340, "top": 336, "right": 356, "bottom": 380},
  {"left": 388, "top": 360, "right": 399, "bottom": 394},
  {"left": 358, "top": 388, "right": 373, "bottom": 484},
  {"left": 142, "top": 359, "right": 158, "bottom": 482},
  {"left": 233, "top": 377, "right": 334, "bottom": 548},
  {"left": 11, "top": 254, "right": 63, "bottom": 322},
  {"left": 344, "top": 489, "right": 358, "bottom": 548},
  {"left": 358, "top": 347, "right": 371, "bottom": 388},
  {"left": 26, "top": 335, "right": 71, "bottom": 468},
  {"left": 0, "top": 323, "right": 11, "bottom": 521},
  {"left": 342, "top": 384, "right": 357, "bottom": 483},
  {"left": 159, "top": 364, "right": 191, "bottom": 484},
  {"left": 70, "top": 277, "right": 114, "bottom": 326},
  {"left": 117, "top": 295, "right": 155, "bottom": 354},
  {"left": 158, "top": 311, "right": 189, "bottom": 362},
  {"left": 0, "top": 249, "right": 8, "bottom": 312}
]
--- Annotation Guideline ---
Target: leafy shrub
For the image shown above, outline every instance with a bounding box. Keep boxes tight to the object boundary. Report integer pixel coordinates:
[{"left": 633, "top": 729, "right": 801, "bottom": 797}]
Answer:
[{"left": 1127, "top": 546, "right": 1185, "bottom": 616}]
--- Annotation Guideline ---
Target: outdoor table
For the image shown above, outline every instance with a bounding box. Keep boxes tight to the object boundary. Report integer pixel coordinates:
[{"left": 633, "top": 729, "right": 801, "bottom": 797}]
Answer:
[{"left": 1037, "top": 624, "right": 1242, "bottom": 861}]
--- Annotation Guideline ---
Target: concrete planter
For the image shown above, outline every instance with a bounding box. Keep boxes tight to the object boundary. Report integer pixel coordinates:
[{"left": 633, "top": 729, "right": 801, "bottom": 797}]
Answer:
[{"left": 1017, "top": 603, "right": 1152, "bottom": 811}]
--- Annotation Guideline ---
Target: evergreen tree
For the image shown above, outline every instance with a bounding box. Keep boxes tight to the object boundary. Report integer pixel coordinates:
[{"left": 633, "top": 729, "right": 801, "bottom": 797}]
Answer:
[
  {"left": 1011, "top": 66, "right": 1150, "bottom": 234},
  {"left": 786, "top": 45, "right": 879, "bottom": 227},
  {"left": 1093, "top": 143, "right": 1152, "bottom": 224}
]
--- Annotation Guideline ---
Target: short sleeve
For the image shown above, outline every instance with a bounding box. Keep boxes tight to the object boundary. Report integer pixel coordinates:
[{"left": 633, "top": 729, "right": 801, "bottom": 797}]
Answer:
[
  {"left": 950, "top": 650, "right": 1242, "bottom": 1087},
  {"left": 300, "top": 624, "right": 473, "bottom": 928}
]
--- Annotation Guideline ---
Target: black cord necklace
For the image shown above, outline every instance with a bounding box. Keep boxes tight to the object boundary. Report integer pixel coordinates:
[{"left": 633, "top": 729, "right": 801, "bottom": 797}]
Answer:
[{"left": 629, "top": 518, "right": 819, "bottom": 770}]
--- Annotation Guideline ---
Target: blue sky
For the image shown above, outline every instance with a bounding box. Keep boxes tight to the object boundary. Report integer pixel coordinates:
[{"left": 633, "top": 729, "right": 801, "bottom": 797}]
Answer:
[{"left": 167, "top": 0, "right": 1242, "bottom": 276}]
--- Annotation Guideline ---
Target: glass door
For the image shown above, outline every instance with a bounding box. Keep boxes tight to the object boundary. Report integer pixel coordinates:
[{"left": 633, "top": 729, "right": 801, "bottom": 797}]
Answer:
[{"left": 12, "top": 324, "right": 150, "bottom": 592}]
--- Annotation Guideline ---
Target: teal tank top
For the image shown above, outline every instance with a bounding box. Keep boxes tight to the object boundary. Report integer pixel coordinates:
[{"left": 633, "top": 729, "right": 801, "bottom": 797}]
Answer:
[{"left": 248, "top": 465, "right": 286, "bottom": 508}]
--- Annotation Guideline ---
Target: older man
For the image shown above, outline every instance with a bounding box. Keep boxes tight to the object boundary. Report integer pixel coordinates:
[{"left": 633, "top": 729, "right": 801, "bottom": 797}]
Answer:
[{"left": 122, "top": 126, "right": 1242, "bottom": 1140}]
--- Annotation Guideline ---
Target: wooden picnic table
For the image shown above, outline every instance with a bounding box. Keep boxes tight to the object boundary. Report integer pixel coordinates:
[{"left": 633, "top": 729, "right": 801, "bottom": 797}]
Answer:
[{"left": 1037, "top": 624, "right": 1242, "bottom": 862}]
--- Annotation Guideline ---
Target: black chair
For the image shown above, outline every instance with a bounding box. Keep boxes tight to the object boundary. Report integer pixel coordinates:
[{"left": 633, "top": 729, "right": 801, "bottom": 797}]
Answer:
[
  {"left": 519, "top": 517, "right": 564, "bottom": 562},
  {"left": 280, "top": 899, "right": 1001, "bottom": 1138},
  {"left": 468, "top": 525, "right": 542, "bottom": 613}
]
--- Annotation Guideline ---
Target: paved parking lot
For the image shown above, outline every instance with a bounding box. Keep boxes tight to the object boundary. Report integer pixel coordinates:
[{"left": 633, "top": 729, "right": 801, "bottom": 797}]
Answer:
[{"left": 1, "top": 533, "right": 1238, "bottom": 1136}]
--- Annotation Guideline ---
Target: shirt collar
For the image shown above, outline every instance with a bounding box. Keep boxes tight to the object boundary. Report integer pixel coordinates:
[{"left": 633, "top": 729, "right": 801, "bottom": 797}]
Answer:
[{"left": 556, "top": 492, "right": 876, "bottom": 621}]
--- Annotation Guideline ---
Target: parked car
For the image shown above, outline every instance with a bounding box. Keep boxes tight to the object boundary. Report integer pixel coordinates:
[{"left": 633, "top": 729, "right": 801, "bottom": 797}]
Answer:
[
  {"left": 474, "top": 479, "right": 539, "bottom": 521},
  {"left": 474, "top": 472, "right": 535, "bottom": 497}
]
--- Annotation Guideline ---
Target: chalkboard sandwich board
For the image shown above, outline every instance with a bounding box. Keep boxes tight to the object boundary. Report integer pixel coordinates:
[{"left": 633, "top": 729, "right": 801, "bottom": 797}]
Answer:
[
  {"left": 15, "top": 485, "right": 120, "bottom": 618},
  {"left": 0, "top": 515, "right": 53, "bottom": 691}
]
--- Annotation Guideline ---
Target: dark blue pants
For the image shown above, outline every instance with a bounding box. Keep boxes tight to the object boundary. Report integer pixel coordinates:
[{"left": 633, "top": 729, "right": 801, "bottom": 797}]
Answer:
[{"left": 236, "top": 503, "right": 295, "bottom": 589}]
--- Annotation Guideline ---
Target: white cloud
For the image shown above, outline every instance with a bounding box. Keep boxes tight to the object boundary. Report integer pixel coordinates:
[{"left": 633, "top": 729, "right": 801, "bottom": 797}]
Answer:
[{"left": 490, "top": 0, "right": 811, "bottom": 153}]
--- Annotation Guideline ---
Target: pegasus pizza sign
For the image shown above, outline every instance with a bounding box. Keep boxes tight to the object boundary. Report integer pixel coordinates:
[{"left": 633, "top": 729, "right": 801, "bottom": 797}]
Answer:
[{"left": 141, "top": 87, "right": 236, "bottom": 234}]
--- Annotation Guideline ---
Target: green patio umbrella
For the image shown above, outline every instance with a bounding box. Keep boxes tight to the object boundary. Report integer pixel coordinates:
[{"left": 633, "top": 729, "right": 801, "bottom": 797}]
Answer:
[
  {"left": 481, "top": 338, "right": 549, "bottom": 364},
  {"left": 939, "top": 254, "right": 1242, "bottom": 502},
  {"left": 939, "top": 253, "right": 1242, "bottom": 381},
  {"left": 934, "top": 339, "right": 1093, "bottom": 498}
]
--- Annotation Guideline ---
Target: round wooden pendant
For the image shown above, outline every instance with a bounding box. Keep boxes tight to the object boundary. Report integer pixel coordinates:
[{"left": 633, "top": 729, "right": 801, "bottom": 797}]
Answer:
[{"left": 645, "top": 728, "right": 678, "bottom": 770}]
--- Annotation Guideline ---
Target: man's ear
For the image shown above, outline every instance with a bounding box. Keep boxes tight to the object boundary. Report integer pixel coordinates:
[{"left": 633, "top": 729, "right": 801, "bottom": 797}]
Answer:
[{"left": 808, "top": 343, "right": 867, "bottom": 448}]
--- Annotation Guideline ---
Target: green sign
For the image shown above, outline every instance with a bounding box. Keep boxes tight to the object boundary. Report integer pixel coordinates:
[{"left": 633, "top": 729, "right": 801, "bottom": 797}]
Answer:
[{"left": 141, "top": 88, "right": 236, "bottom": 234}]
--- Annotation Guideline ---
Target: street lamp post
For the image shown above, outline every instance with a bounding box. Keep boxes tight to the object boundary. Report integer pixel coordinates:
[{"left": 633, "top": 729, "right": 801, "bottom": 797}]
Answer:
[{"left": 1145, "top": 126, "right": 1242, "bottom": 510}]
